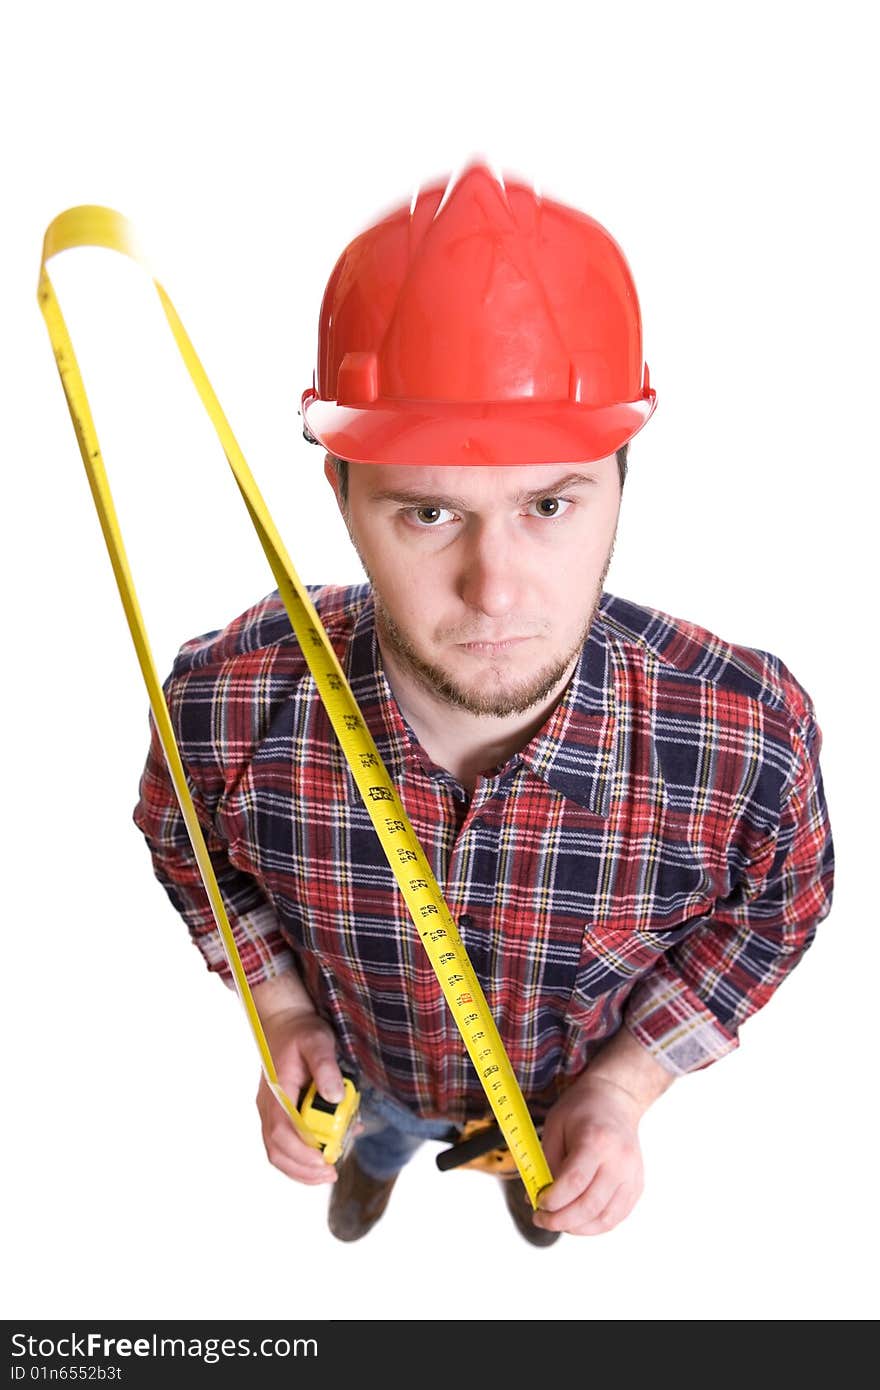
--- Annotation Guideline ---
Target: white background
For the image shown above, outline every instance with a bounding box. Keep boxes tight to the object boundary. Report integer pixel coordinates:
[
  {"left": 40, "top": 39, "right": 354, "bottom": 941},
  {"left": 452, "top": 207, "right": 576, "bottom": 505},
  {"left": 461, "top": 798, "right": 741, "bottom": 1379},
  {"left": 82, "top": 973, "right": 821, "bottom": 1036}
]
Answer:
[{"left": 2, "top": 0, "right": 876, "bottom": 1322}]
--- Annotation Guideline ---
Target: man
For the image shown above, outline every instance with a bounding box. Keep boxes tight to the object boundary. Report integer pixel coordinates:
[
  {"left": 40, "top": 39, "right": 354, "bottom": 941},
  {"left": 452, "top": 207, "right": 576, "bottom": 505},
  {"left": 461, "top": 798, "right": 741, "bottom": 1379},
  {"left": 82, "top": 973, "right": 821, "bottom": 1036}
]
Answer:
[{"left": 133, "top": 161, "right": 834, "bottom": 1247}]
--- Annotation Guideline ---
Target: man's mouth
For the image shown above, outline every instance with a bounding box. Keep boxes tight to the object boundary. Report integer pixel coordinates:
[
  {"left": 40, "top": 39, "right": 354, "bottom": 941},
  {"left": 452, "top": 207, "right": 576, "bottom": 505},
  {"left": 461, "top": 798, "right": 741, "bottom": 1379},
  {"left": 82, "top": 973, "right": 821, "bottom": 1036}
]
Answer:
[{"left": 456, "top": 637, "right": 531, "bottom": 654}]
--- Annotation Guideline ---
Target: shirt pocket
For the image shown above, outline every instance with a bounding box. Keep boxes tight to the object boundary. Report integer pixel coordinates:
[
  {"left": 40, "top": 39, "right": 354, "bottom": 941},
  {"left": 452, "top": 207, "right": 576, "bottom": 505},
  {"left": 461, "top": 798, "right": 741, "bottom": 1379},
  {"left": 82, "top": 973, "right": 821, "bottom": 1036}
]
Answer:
[{"left": 570, "top": 905, "right": 716, "bottom": 1005}]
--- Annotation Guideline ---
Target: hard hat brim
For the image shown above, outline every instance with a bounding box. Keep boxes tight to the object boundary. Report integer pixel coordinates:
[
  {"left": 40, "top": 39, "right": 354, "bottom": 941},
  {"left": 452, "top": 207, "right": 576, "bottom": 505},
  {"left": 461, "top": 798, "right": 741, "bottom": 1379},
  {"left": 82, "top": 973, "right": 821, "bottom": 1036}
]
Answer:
[{"left": 301, "top": 390, "right": 657, "bottom": 467}]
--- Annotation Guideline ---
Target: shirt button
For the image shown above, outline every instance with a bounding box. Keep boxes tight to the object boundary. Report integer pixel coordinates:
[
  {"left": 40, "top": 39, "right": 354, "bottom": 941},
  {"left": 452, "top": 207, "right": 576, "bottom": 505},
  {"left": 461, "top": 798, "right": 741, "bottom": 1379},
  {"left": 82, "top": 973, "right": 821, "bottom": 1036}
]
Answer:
[{"left": 460, "top": 914, "right": 473, "bottom": 929}]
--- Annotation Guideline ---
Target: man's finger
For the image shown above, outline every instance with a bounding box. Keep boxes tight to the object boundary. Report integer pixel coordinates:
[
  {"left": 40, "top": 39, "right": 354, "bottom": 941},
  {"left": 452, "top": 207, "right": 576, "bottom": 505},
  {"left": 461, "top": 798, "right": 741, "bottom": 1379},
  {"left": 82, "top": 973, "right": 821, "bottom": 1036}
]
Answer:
[
  {"left": 301, "top": 1055, "right": 346, "bottom": 1104},
  {"left": 537, "top": 1153, "right": 601, "bottom": 1213},
  {"left": 536, "top": 1170, "right": 617, "bottom": 1230},
  {"left": 268, "top": 1147, "right": 338, "bottom": 1186},
  {"left": 263, "top": 1110, "right": 335, "bottom": 1172},
  {"left": 574, "top": 1182, "right": 636, "bottom": 1236},
  {"left": 267, "top": 1121, "right": 326, "bottom": 1166}
]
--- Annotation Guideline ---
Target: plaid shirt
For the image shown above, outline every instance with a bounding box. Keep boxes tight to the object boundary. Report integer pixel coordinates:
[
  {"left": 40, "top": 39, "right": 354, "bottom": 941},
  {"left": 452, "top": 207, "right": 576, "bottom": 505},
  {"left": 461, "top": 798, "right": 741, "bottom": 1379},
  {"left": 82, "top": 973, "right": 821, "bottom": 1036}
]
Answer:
[{"left": 133, "top": 583, "right": 834, "bottom": 1123}]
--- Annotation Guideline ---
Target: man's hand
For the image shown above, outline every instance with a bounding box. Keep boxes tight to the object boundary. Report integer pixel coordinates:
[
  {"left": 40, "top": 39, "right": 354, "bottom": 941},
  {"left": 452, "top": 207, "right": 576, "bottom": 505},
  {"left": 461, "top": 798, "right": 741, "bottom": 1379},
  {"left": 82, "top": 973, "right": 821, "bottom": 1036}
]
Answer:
[
  {"left": 532, "top": 1027, "right": 675, "bottom": 1237},
  {"left": 255, "top": 1006, "right": 349, "bottom": 1185},
  {"left": 252, "top": 972, "right": 348, "bottom": 1186},
  {"left": 533, "top": 1075, "right": 645, "bottom": 1236}
]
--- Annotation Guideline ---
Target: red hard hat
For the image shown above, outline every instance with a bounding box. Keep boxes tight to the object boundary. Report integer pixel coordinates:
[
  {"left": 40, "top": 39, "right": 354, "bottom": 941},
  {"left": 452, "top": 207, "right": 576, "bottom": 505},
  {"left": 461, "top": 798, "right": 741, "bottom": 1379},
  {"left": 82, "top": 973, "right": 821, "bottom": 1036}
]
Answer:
[{"left": 301, "top": 159, "right": 656, "bottom": 466}]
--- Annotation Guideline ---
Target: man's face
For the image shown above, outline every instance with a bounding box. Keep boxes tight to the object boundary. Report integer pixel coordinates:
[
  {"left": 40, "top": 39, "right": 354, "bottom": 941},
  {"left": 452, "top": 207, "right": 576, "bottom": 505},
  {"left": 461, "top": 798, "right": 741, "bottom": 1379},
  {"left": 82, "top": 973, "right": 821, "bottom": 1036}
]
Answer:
[{"left": 325, "top": 456, "right": 622, "bottom": 718}]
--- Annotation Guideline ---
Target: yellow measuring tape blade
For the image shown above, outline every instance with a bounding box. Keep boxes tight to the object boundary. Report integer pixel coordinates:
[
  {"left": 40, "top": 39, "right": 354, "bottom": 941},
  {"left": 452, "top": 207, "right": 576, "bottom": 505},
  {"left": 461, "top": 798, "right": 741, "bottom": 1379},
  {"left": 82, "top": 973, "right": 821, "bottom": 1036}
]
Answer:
[{"left": 37, "top": 206, "right": 553, "bottom": 1206}]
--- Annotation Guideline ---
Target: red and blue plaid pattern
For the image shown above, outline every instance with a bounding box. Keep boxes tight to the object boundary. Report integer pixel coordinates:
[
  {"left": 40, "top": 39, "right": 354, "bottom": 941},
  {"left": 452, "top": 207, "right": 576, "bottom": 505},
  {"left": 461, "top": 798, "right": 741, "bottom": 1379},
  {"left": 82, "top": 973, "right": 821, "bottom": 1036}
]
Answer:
[{"left": 133, "top": 585, "right": 834, "bottom": 1122}]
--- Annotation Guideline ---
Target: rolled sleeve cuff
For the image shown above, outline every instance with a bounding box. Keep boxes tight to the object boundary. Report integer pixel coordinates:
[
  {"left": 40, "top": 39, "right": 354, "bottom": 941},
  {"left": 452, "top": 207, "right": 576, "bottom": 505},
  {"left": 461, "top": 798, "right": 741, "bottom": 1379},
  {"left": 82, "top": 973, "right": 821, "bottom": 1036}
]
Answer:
[
  {"left": 624, "top": 968, "right": 740, "bottom": 1076},
  {"left": 194, "top": 902, "right": 299, "bottom": 990}
]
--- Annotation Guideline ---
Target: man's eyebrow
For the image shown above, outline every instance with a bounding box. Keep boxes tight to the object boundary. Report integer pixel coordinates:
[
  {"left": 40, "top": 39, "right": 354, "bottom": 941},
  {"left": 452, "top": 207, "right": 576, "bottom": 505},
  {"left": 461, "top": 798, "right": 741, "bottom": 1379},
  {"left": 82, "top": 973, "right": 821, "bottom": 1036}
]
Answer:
[{"left": 367, "top": 472, "right": 598, "bottom": 509}]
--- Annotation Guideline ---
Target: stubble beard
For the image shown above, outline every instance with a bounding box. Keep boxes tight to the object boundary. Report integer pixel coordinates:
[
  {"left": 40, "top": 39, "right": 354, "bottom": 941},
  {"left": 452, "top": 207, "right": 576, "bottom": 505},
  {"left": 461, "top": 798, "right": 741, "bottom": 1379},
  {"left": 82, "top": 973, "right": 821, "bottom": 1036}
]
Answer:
[{"left": 367, "top": 542, "right": 616, "bottom": 720}]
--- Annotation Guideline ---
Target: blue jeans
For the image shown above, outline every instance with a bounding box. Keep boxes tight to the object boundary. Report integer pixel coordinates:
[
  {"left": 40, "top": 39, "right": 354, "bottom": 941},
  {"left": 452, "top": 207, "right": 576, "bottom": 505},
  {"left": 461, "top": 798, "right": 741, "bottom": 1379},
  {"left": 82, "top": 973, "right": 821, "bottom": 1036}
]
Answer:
[{"left": 353, "top": 1086, "right": 460, "bottom": 1181}]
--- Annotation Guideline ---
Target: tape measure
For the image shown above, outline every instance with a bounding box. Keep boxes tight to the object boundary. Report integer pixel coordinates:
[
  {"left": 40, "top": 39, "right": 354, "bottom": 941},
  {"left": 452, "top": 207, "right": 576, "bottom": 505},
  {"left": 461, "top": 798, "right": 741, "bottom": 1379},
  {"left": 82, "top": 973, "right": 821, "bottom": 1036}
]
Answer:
[{"left": 37, "top": 206, "right": 554, "bottom": 1208}]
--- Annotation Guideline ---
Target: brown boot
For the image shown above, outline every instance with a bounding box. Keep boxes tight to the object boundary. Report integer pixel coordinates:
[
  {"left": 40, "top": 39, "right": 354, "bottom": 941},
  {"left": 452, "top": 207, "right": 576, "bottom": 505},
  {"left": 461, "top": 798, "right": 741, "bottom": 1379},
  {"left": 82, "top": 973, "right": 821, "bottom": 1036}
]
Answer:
[
  {"left": 328, "top": 1149, "right": 399, "bottom": 1242},
  {"left": 501, "top": 1177, "right": 561, "bottom": 1248}
]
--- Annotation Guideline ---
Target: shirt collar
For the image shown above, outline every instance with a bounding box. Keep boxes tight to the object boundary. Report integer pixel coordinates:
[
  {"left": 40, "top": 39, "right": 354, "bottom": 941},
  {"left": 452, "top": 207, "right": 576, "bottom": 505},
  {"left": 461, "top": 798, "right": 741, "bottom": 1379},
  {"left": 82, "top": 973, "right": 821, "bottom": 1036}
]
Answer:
[
  {"left": 344, "top": 589, "right": 617, "bottom": 818},
  {"left": 517, "top": 610, "right": 616, "bottom": 817}
]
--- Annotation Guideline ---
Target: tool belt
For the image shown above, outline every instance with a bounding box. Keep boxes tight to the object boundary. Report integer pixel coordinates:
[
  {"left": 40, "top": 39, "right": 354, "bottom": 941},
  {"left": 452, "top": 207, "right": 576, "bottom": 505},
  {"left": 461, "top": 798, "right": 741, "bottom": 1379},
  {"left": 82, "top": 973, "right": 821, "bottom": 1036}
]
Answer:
[{"left": 436, "top": 1118, "right": 530, "bottom": 1176}]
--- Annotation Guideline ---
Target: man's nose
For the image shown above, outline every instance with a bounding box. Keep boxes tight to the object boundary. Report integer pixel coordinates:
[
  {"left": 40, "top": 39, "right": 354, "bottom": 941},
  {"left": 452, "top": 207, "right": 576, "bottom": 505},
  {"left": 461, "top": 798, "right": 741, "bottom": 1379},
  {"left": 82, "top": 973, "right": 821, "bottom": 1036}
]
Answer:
[{"left": 458, "top": 520, "right": 522, "bottom": 618}]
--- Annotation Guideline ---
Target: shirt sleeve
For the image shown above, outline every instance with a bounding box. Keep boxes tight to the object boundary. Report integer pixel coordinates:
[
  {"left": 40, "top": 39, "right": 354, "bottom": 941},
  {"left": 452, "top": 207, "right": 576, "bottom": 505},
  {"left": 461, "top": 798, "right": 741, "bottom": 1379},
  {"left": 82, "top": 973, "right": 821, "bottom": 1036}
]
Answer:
[
  {"left": 131, "top": 676, "right": 299, "bottom": 990},
  {"left": 623, "top": 703, "right": 835, "bottom": 1075}
]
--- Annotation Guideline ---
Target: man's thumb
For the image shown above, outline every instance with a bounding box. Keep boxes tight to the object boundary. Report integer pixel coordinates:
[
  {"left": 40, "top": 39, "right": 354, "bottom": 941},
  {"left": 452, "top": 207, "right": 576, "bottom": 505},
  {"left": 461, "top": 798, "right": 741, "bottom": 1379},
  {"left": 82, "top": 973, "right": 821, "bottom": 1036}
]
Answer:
[{"left": 301, "top": 1043, "right": 345, "bottom": 1105}]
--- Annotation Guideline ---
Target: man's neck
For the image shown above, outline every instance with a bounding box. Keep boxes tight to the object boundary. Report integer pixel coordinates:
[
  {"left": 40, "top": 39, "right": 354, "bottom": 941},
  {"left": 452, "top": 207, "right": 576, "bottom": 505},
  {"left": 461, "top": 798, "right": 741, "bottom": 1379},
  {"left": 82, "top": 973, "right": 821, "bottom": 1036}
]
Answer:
[{"left": 377, "top": 634, "right": 578, "bottom": 796}]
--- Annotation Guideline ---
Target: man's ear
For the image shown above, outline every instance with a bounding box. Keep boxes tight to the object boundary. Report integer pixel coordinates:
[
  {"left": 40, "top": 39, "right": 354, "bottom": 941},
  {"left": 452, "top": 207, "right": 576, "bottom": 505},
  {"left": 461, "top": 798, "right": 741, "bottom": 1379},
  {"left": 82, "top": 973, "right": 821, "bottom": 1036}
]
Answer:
[{"left": 323, "top": 454, "right": 344, "bottom": 513}]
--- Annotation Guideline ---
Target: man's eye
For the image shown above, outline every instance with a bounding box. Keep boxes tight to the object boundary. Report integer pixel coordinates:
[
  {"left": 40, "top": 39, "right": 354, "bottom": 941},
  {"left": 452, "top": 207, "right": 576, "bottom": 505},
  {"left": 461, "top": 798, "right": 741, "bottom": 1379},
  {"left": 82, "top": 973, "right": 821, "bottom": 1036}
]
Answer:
[
  {"left": 530, "top": 496, "right": 572, "bottom": 518},
  {"left": 408, "top": 506, "right": 455, "bottom": 527}
]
